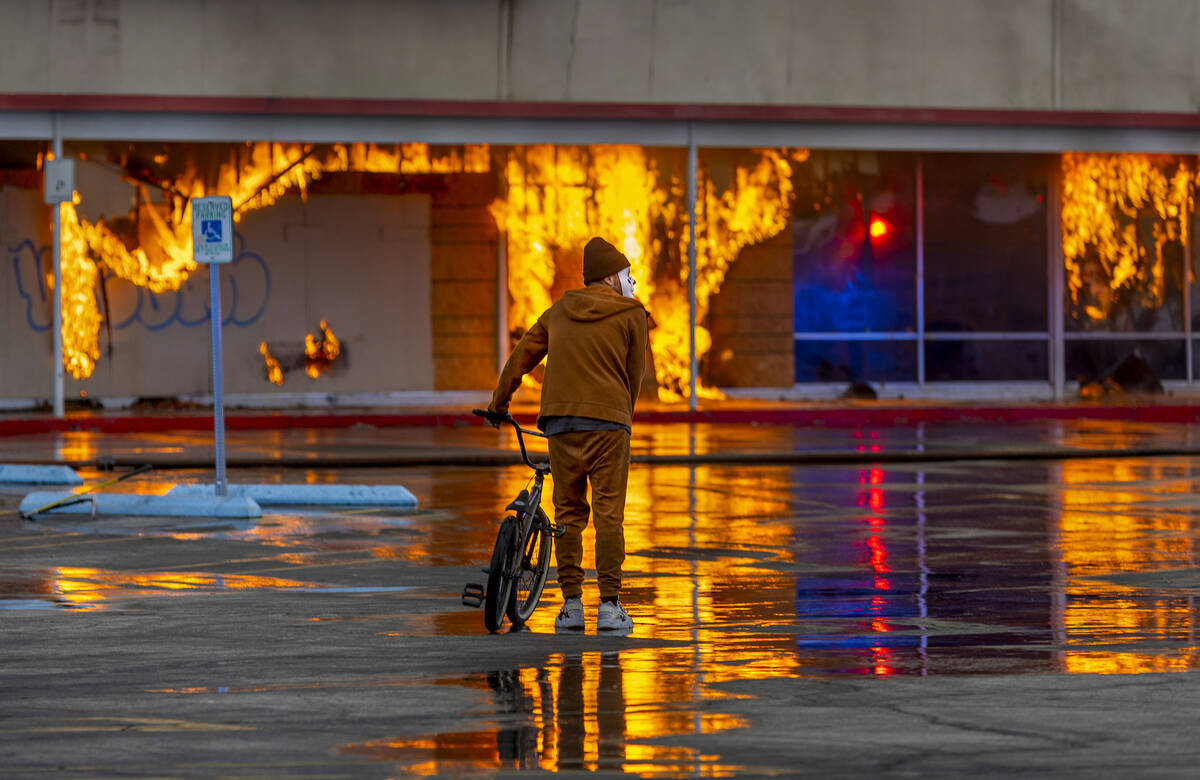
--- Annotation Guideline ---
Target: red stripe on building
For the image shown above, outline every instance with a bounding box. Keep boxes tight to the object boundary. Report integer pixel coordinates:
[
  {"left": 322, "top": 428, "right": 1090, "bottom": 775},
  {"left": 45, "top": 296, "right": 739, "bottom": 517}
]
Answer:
[
  {"left": 4, "top": 404, "right": 1200, "bottom": 437},
  {"left": 4, "top": 93, "right": 1200, "bottom": 129}
]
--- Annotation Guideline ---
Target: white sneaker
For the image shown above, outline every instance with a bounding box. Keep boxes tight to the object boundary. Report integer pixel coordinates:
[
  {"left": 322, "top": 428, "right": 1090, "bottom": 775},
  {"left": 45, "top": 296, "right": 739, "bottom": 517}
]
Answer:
[
  {"left": 597, "top": 600, "right": 633, "bottom": 631},
  {"left": 555, "top": 596, "right": 585, "bottom": 630}
]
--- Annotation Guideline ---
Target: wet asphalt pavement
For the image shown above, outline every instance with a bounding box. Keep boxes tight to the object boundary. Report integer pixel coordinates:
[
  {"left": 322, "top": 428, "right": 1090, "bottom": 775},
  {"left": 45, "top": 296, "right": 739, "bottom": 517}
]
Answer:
[{"left": 3, "top": 417, "right": 1200, "bottom": 776}]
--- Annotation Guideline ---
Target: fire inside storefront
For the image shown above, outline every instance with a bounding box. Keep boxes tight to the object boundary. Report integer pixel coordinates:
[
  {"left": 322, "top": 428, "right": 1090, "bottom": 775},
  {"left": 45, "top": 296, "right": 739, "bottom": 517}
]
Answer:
[{"left": 2, "top": 138, "right": 1200, "bottom": 408}]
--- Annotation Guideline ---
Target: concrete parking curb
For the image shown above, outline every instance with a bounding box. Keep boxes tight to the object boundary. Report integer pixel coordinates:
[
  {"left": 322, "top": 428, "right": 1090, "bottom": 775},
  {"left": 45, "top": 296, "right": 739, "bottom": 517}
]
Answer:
[
  {"left": 19, "top": 492, "right": 262, "bottom": 518},
  {"left": 0, "top": 464, "right": 82, "bottom": 485},
  {"left": 167, "top": 483, "right": 418, "bottom": 507}
]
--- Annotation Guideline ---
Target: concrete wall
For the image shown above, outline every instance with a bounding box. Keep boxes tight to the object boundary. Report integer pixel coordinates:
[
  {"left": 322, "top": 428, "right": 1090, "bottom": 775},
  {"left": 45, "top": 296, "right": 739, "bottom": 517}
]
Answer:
[
  {"left": 0, "top": 185, "right": 54, "bottom": 401},
  {"left": 0, "top": 185, "right": 435, "bottom": 402},
  {"left": 428, "top": 175, "right": 499, "bottom": 391},
  {"left": 705, "top": 230, "right": 793, "bottom": 388},
  {"left": 2, "top": 0, "right": 1199, "bottom": 112}
]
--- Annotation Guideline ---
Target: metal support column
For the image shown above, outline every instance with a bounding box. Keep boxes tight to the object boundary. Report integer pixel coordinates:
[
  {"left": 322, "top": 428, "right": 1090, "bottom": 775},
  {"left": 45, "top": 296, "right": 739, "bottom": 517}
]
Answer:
[
  {"left": 1184, "top": 207, "right": 1192, "bottom": 383},
  {"left": 51, "top": 114, "right": 64, "bottom": 418},
  {"left": 1049, "top": 158, "right": 1066, "bottom": 400},
  {"left": 915, "top": 156, "right": 926, "bottom": 387},
  {"left": 686, "top": 122, "right": 698, "bottom": 411},
  {"left": 497, "top": 230, "right": 508, "bottom": 372}
]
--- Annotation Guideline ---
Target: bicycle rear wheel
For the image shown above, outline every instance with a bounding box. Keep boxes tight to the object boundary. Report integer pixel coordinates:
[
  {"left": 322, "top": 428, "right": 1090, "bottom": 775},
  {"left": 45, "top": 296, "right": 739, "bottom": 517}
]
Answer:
[
  {"left": 506, "top": 509, "right": 553, "bottom": 625},
  {"left": 484, "top": 517, "right": 517, "bottom": 633}
]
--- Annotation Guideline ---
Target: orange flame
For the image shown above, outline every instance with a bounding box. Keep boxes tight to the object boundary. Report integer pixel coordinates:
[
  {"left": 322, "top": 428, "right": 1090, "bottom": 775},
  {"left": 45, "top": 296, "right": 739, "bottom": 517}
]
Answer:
[
  {"left": 304, "top": 320, "right": 341, "bottom": 379},
  {"left": 259, "top": 342, "right": 284, "bottom": 386},
  {"left": 59, "top": 198, "right": 101, "bottom": 379},
  {"left": 491, "top": 145, "right": 800, "bottom": 400},
  {"left": 57, "top": 143, "right": 488, "bottom": 380},
  {"left": 1061, "top": 152, "right": 1193, "bottom": 323}
]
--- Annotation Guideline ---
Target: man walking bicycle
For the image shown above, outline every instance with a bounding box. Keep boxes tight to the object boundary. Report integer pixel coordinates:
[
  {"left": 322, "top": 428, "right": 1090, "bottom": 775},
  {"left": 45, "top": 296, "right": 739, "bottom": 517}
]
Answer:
[{"left": 488, "top": 236, "right": 649, "bottom": 631}]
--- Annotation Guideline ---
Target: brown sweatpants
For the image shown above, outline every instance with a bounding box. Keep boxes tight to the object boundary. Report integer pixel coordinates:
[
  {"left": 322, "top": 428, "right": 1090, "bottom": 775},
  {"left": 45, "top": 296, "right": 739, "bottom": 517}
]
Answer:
[{"left": 547, "top": 429, "right": 630, "bottom": 600}]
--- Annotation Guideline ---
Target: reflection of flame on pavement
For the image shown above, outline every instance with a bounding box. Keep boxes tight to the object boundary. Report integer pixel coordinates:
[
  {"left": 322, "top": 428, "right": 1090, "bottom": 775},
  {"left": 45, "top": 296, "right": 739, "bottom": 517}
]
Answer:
[
  {"left": 49, "top": 566, "right": 316, "bottom": 610},
  {"left": 304, "top": 319, "right": 341, "bottom": 379},
  {"left": 339, "top": 653, "right": 748, "bottom": 775},
  {"left": 490, "top": 145, "right": 801, "bottom": 401},
  {"left": 1057, "top": 456, "right": 1199, "bottom": 673},
  {"left": 53, "top": 143, "right": 488, "bottom": 380}
]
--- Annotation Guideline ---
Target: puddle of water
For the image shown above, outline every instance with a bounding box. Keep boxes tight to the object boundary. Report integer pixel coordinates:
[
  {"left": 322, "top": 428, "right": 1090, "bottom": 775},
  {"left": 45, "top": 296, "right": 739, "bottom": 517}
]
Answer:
[
  {"left": 376, "top": 456, "right": 1200, "bottom": 775},
  {"left": 0, "top": 598, "right": 79, "bottom": 611},
  {"left": 0, "top": 567, "right": 322, "bottom": 610},
  {"left": 340, "top": 652, "right": 746, "bottom": 776},
  {"left": 149, "top": 675, "right": 428, "bottom": 695},
  {"left": 421, "top": 458, "right": 1200, "bottom": 679}
]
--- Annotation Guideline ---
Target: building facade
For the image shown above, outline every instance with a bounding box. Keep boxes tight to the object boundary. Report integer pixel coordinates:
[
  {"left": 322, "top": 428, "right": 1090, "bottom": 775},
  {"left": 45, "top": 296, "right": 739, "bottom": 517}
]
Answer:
[{"left": 4, "top": 0, "right": 1200, "bottom": 407}]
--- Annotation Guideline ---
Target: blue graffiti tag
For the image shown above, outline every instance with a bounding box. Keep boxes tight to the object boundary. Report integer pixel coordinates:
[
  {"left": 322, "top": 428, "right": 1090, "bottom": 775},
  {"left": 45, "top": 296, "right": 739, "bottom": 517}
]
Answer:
[
  {"left": 10, "top": 239, "right": 52, "bottom": 332},
  {"left": 10, "top": 231, "right": 270, "bottom": 333}
]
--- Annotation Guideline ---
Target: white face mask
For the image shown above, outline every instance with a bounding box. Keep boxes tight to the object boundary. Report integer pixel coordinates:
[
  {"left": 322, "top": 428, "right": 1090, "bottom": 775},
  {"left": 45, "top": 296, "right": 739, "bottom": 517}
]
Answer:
[{"left": 617, "top": 267, "right": 636, "bottom": 298}]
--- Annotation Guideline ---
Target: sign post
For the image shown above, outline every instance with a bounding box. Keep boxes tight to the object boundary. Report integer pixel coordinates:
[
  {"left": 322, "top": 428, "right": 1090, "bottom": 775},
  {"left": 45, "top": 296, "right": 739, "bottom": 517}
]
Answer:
[
  {"left": 191, "top": 196, "right": 234, "bottom": 496},
  {"left": 43, "top": 132, "right": 73, "bottom": 419}
]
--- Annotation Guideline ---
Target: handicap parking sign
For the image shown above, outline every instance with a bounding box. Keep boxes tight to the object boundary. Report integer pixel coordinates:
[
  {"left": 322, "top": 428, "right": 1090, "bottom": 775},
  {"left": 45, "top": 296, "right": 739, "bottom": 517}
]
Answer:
[
  {"left": 191, "top": 196, "right": 233, "bottom": 263},
  {"left": 201, "top": 219, "right": 223, "bottom": 243}
]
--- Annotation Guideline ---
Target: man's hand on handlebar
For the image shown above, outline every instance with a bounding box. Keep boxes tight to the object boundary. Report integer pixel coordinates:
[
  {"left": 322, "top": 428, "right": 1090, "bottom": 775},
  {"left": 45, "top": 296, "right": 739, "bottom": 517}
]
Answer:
[{"left": 472, "top": 408, "right": 510, "bottom": 429}]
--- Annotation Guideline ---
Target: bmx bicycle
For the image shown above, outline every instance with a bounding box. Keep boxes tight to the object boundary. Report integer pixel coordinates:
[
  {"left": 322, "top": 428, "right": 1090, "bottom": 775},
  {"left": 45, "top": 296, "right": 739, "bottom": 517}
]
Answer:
[{"left": 461, "top": 409, "right": 564, "bottom": 633}]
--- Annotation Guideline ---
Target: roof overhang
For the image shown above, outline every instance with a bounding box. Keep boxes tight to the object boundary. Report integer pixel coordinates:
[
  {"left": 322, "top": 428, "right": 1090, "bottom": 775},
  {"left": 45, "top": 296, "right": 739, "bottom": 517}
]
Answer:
[{"left": 3, "top": 94, "right": 1200, "bottom": 153}]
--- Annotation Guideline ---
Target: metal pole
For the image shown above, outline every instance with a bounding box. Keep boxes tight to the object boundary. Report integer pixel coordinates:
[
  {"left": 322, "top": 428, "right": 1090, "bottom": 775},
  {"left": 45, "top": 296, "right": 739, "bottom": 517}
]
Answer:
[
  {"left": 1184, "top": 197, "right": 1192, "bottom": 384},
  {"left": 497, "top": 230, "right": 508, "bottom": 371},
  {"left": 51, "top": 114, "right": 64, "bottom": 418},
  {"left": 686, "top": 123, "right": 698, "bottom": 411},
  {"left": 915, "top": 155, "right": 925, "bottom": 388},
  {"left": 209, "top": 264, "right": 227, "bottom": 496},
  {"left": 1049, "top": 158, "right": 1066, "bottom": 400}
]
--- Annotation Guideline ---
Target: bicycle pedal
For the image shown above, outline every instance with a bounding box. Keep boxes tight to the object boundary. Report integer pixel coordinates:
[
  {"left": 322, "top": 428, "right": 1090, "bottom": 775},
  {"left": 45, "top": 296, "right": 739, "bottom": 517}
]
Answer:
[
  {"left": 547, "top": 523, "right": 567, "bottom": 538},
  {"left": 461, "top": 583, "right": 484, "bottom": 608}
]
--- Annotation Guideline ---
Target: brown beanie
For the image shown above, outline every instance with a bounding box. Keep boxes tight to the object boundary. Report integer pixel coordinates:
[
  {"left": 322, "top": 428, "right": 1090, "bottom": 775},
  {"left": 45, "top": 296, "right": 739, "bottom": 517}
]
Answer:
[{"left": 582, "top": 237, "right": 630, "bottom": 284}]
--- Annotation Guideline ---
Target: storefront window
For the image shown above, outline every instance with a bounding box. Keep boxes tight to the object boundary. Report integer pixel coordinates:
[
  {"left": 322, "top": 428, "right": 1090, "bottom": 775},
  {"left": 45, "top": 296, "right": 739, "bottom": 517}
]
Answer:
[
  {"left": 923, "top": 153, "right": 1050, "bottom": 333},
  {"left": 792, "top": 151, "right": 916, "bottom": 336},
  {"left": 925, "top": 340, "right": 1048, "bottom": 381},
  {"left": 1066, "top": 340, "right": 1186, "bottom": 383},
  {"left": 794, "top": 341, "right": 914, "bottom": 383}
]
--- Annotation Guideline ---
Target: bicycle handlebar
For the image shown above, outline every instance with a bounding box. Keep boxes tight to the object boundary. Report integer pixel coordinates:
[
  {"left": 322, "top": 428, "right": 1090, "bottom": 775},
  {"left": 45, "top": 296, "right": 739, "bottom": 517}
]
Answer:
[{"left": 472, "top": 409, "right": 548, "bottom": 471}]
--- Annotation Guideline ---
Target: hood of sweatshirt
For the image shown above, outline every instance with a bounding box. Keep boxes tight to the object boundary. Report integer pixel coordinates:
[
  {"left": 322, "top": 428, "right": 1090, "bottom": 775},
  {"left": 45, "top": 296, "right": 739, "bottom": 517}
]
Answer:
[{"left": 560, "top": 286, "right": 646, "bottom": 322}]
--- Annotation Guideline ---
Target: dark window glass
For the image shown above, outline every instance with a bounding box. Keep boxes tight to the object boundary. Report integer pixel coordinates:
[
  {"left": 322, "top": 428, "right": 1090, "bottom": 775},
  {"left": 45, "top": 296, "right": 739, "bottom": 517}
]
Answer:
[
  {"left": 925, "top": 340, "right": 1048, "bottom": 381},
  {"left": 1066, "top": 340, "right": 1185, "bottom": 383},
  {"left": 923, "top": 153, "right": 1050, "bottom": 333},
  {"left": 794, "top": 340, "right": 915, "bottom": 383},
  {"left": 792, "top": 151, "right": 916, "bottom": 334}
]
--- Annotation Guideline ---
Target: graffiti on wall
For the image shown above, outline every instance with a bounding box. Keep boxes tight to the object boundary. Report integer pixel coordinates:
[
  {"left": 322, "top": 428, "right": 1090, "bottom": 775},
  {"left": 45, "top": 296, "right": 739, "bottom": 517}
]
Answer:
[{"left": 10, "top": 232, "right": 270, "bottom": 334}]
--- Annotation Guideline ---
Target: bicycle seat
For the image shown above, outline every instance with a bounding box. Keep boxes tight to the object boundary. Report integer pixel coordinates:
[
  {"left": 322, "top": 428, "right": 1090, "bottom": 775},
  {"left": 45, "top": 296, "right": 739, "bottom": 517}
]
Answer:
[{"left": 505, "top": 489, "right": 530, "bottom": 512}]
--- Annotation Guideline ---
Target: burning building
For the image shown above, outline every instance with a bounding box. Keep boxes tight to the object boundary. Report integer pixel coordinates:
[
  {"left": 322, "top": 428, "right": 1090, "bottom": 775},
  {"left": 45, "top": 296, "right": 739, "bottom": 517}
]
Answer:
[
  {"left": 4, "top": 2, "right": 1200, "bottom": 407},
  {"left": 7, "top": 140, "right": 1200, "bottom": 408}
]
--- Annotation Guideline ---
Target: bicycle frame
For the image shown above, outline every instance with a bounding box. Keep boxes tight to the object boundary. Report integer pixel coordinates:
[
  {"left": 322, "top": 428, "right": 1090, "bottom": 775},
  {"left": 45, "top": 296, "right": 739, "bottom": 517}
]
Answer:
[
  {"left": 463, "top": 410, "right": 561, "bottom": 626},
  {"left": 491, "top": 413, "right": 552, "bottom": 579}
]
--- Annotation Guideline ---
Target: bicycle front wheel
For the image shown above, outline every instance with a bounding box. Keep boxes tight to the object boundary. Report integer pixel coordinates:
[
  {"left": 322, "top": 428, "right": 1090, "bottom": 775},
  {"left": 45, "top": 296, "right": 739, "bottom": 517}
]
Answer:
[
  {"left": 506, "top": 509, "right": 553, "bottom": 625},
  {"left": 484, "top": 517, "right": 516, "bottom": 633}
]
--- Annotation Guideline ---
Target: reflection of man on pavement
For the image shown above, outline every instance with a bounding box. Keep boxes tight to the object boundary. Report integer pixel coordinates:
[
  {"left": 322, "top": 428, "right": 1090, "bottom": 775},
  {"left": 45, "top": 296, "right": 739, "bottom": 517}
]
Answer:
[
  {"left": 488, "top": 236, "right": 649, "bottom": 632},
  {"left": 488, "top": 652, "right": 627, "bottom": 771},
  {"left": 556, "top": 652, "right": 625, "bottom": 770}
]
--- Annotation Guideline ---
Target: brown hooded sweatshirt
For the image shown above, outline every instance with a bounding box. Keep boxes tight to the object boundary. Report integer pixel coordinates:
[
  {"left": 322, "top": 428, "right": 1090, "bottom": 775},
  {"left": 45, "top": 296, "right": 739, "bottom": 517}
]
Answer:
[{"left": 490, "top": 286, "right": 649, "bottom": 430}]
